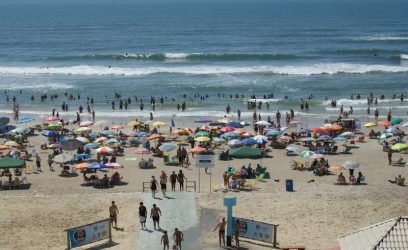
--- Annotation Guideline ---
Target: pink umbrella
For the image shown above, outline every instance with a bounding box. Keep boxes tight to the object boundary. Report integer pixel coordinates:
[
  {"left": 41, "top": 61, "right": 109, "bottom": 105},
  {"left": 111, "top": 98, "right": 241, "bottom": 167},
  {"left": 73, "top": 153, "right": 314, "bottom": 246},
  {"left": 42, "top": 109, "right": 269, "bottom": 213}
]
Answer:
[
  {"left": 220, "top": 126, "right": 235, "bottom": 133},
  {"left": 96, "top": 146, "right": 114, "bottom": 155},
  {"left": 80, "top": 121, "right": 94, "bottom": 127},
  {"left": 105, "top": 163, "right": 123, "bottom": 169},
  {"left": 311, "top": 127, "right": 326, "bottom": 135},
  {"left": 95, "top": 137, "right": 107, "bottom": 143},
  {"left": 241, "top": 132, "right": 255, "bottom": 137},
  {"left": 47, "top": 116, "right": 59, "bottom": 121},
  {"left": 135, "top": 148, "right": 152, "bottom": 159},
  {"left": 288, "top": 121, "right": 303, "bottom": 126}
]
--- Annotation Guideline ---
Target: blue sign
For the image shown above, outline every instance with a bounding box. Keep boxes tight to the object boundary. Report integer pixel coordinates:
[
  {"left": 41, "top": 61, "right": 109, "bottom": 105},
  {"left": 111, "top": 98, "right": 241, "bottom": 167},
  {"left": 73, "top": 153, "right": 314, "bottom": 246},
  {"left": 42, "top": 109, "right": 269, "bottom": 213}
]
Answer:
[{"left": 68, "top": 219, "right": 110, "bottom": 248}]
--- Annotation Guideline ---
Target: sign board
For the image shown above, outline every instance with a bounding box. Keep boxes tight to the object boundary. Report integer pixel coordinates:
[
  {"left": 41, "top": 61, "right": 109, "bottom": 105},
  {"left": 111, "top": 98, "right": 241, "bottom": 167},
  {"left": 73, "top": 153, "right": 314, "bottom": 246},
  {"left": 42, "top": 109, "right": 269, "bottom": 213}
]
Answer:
[
  {"left": 195, "top": 154, "right": 214, "bottom": 168},
  {"left": 233, "top": 217, "right": 274, "bottom": 244},
  {"left": 67, "top": 219, "right": 111, "bottom": 249}
]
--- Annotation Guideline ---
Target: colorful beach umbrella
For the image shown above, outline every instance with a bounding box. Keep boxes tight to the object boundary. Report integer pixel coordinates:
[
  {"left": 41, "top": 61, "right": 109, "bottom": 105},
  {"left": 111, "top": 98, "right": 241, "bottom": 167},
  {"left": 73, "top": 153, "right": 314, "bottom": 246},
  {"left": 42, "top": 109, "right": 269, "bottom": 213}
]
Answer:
[
  {"left": 227, "top": 121, "right": 244, "bottom": 128},
  {"left": 391, "top": 143, "right": 408, "bottom": 151},
  {"left": 364, "top": 122, "right": 377, "bottom": 128},
  {"left": 84, "top": 143, "right": 99, "bottom": 149},
  {"left": 310, "top": 127, "right": 326, "bottom": 135},
  {"left": 228, "top": 139, "right": 242, "bottom": 147},
  {"left": 241, "top": 138, "right": 257, "bottom": 146},
  {"left": 47, "top": 124, "right": 62, "bottom": 130},
  {"left": 212, "top": 137, "right": 226, "bottom": 143},
  {"left": 220, "top": 126, "right": 235, "bottom": 133},
  {"left": 76, "top": 127, "right": 92, "bottom": 133},
  {"left": 378, "top": 120, "right": 391, "bottom": 127},
  {"left": 95, "top": 137, "right": 107, "bottom": 143},
  {"left": 159, "top": 143, "right": 177, "bottom": 152},
  {"left": 80, "top": 121, "right": 94, "bottom": 127},
  {"left": 99, "top": 130, "right": 117, "bottom": 136},
  {"left": 390, "top": 118, "right": 403, "bottom": 125},
  {"left": 195, "top": 136, "right": 211, "bottom": 142},
  {"left": 47, "top": 116, "right": 59, "bottom": 121},
  {"left": 96, "top": 146, "right": 114, "bottom": 155},
  {"left": 191, "top": 146, "right": 206, "bottom": 153},
  {"left": 76, "top": 137, "right": 90, "bottom": 144},
  {"left": 379, "top": 133, "right": 393, "bottom": 140},
  {"left": 222, "top": 132, "right": 240, "bottom": 138},
  {"left": 266, "top": 130, "right": 283, "bottom": 136},
  {"left": 195, "top": 131, "right": 210, "bottom": 137}
]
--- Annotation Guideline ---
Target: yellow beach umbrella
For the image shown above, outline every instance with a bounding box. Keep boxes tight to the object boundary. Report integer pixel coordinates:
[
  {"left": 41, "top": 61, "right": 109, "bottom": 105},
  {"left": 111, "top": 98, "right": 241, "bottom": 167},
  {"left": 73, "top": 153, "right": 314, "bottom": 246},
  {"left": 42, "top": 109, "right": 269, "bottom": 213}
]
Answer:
[
  {"left": 218, "top": 117, "right": 232, "bottom": 123},
  {"left": 76, "top": 127, "right": 92, "bottom": 133},
  {"left": 364, "top": 122, "right": 377, "bottom": 128},
  {"left": 195, "top": 136, "right": 211, "bottom": 142},
  {"left": 76, "top": 137, "right": 89, "bottom": 144},
  {"left": 94, "top": 120, "right": 107, "bottom": 127},
  {"left": 4, "top": 141, "right": 20, "bottom": 147},
  {"left": 127, "top": 121, "right": 140, "bottom": 127},
  {"left": 152, "top": 121, "right": 167, "bottom": 127}
]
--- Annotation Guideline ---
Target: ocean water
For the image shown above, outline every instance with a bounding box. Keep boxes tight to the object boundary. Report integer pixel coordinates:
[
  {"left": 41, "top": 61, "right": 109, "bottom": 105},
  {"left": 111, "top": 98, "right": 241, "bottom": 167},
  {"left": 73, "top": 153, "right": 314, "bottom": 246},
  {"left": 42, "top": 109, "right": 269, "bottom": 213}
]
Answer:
[{"left": 0, "top": 0, "right": 408, "bottom": 122}]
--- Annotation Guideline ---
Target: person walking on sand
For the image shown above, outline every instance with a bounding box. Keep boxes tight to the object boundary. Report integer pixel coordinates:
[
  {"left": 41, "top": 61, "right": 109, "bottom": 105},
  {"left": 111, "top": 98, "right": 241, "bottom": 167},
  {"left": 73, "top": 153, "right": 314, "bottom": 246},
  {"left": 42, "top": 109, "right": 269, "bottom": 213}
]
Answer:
[
  {"left": 139, "top": 202, "right": 147, "bottom": 230},
  {"left": 35, "top": 154, "right": 41, "bottom": 171},
  {"left": 177, "top": 170, "right": 186, "bottom": 191},
  {"left": 214, "top": 217, "right": 227, "bottom": 247},
  {"left": 388, "top": 147, "right": 393, "bottom": 165},
  {"left": 160, "top": 171, "right": 168, "bottom": 198},
  {"left": 234, "top": 219, "right": 240, "bottom": 247},
  {"left": 109, "top": 201, "right": 119, "bottom": 228},
  {"left": 170, "top": 171, "right": 177, "bottom": 191},
  {"left": 150, "top": 204, "right": 162, "bottom": 230},
  {"left": 161, "top": 231, "right": 170, "bottom": 250},
  {"left": 173, "top": 228, "right": 184, "bottom": 249},
  {"left": 151, "top": 176, "right": 159, "bottom": 198}
]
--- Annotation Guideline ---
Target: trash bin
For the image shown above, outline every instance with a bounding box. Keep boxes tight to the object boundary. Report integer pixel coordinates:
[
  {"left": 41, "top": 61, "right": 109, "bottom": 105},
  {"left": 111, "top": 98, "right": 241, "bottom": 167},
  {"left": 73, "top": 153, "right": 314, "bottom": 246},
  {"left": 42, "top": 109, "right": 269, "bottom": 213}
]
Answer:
[{"left": 286, "top": 179, "right": 293, "bottom": 192}]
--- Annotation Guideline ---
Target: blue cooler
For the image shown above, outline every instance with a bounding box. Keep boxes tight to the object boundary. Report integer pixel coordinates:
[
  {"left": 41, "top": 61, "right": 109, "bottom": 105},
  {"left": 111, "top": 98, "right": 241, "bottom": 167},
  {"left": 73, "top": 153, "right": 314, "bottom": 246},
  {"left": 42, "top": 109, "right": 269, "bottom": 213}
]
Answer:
[{"left": 286, "top": 179, "right": 293, "bottom": 192}]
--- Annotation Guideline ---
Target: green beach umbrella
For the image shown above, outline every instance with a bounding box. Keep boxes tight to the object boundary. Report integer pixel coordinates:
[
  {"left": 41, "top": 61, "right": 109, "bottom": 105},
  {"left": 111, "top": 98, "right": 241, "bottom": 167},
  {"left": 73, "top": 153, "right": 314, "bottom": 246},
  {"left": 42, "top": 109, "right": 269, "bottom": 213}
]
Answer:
[
  {"left": 0, "top": 157, "right": 25, "bottom": 169},
  {"left": 228, "top": 147, "right": 261, "bottom": 158},
  {"left": 379, "top": 133, "right": 393, "bottom": 140},
  {"left": 195, "top": 131, "right": 209, "bottom": 137},
  {"left": 390, "top": 118, "right": 403, "bottom": 125},
  {"left": 285, "top": 146, "right": 299, "bottom": 153},
  {"left": 300, "top": 150, "right": 315, "bottom": 158},
  {"left": 47, "top": 124, "right": 62, "bottom": 130},
  {"left": 391, "top": 143, "right": 408, "bottom": 151}
]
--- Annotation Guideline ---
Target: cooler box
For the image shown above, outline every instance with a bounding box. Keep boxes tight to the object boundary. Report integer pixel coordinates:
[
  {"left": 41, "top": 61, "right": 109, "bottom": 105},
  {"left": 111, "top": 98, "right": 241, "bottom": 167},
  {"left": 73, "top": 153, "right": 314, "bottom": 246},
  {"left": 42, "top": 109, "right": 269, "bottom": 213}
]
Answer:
[{"left": 286, "top": 179, "right": 293, "bottom": 192}]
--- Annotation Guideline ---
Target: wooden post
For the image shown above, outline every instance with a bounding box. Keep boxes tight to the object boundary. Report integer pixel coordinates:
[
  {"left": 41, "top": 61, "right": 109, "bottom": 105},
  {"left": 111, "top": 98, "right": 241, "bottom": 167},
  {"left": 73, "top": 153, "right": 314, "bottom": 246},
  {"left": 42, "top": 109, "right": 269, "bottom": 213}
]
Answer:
[
  {"left": 109, "top": 220, "right": 113, "bottom": 243},
  {"left": 67, "top": 231, "right": 71, "bottom": 250},
  {"left": 273, "top": 225, "right": 278, "bottom": 248}
]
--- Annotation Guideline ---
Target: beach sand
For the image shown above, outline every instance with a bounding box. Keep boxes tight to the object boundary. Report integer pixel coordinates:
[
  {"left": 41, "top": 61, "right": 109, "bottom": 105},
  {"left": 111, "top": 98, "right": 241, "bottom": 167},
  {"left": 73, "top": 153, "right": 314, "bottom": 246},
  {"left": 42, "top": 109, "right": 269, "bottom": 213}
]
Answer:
[{"left": 0, "top": 117, "right": 407, "bottom": 249}]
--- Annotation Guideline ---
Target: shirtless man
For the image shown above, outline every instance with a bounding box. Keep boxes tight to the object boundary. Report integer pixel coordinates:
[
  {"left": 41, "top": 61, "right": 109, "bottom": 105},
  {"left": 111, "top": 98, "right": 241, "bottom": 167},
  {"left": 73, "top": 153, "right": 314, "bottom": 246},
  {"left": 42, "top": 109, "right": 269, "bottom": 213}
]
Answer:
[
  {"left": 173, "top": 228, "right": 184, "bottom": 249},
  {"left": 150, "top": 204, "right": 162, "bottom": 230},
  {"left": 160, "top": 171, "right": 168, "bottom": 198},
  {"left": 109, "top": 201, "right": 119, "bottom": 228},
  {"left": 161, "top": 231, "right": 170, "bottom": 250},
  {"left": 213, "top": 217, "right": 227, "bottom": 247}
]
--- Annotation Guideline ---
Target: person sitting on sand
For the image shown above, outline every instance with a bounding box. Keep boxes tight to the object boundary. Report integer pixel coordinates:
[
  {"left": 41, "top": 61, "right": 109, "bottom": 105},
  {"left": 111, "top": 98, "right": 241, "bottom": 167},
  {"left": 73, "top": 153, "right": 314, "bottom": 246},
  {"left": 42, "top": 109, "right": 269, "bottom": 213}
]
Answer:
[
  {"left": 349, "top": 174, "right": 356, "bottom": 184},
  {"left": 337, "top": 172, "right": 346, "bottom": 184},
  {"left": 389, "top": 175, "right": 404, "bottom": 185},
  {"left": 356, "top": 172, "right": 364, "bottom": 184},
  {"left": 369, "top": 129, "right": 376, "bottom": 138}
]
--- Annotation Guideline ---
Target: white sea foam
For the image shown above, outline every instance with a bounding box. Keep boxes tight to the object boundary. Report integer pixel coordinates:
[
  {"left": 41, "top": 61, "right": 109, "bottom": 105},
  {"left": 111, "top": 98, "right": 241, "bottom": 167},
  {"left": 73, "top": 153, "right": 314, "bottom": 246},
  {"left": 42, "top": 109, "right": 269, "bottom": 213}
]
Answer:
[
  {"left": 322, "top": 98, "right": 402, "bottom": 106},
  {"left": 0, "top": 82, "right": 74, "bottom": 90},
  {"left": 356, "top": 36, "right": 408, "bottom": 41},
  {"left": 0, "top": 63, "right": 407, "bottom": 76}
]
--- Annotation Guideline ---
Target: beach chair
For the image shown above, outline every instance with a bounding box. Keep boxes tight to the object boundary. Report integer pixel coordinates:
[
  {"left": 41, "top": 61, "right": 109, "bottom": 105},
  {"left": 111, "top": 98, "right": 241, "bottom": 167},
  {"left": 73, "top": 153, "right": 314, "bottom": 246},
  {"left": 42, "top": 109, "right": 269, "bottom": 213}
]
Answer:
[{"left": 256, "top": 173, "right": 265, "bottom": 181}]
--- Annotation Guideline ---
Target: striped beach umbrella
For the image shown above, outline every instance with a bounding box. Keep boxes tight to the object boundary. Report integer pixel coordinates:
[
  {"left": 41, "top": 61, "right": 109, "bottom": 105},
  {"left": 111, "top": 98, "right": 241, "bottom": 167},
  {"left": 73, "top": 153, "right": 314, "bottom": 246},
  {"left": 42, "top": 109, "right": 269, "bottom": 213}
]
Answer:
[{"left": 159, "top": 143, "right": 177, "bottom": 152}]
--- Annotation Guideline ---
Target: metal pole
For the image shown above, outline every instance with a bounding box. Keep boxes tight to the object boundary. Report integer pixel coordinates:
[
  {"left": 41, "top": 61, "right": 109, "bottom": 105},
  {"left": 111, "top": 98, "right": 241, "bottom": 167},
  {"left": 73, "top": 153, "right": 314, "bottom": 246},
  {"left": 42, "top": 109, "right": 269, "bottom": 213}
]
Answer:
[
  {"left": 273, "top": 225, "right": 277, "bottom": 248},
  {"left": 226, "top": 205, "right": 233, "bottom": 247},
  {"left": 198, "top": 167, "right": 201, "bottom": 193},
  {"left": 67, "top": 231, "right": 71, "bottom": 250},
  {"left": 209, "top": 167, "right": 212, "bottom": 194},
  {"left": 109, "top": 219, "right": 113, "bottom": 243}
]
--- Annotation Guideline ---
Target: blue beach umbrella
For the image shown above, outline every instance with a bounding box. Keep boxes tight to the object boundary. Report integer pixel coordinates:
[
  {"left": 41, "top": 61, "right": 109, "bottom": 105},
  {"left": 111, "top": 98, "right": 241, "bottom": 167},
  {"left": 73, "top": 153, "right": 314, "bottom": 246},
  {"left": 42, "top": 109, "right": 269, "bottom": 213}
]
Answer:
[
  {"left": 317, "top": 135, "right": 331, "bottom": 141},
  {"left": 99, "top": 130, "right": 117, "bottom": 136},
  {"left": 87, "top": 162, "right": 105, "bottom": 169},
  {"left": 266, "top": 130, "right": 283, "bottom": 136},
  {"left": 226, "top": 121, "right": 244, "bottom": 128},
  {"left": 333, "top": 136, "right": 347, "bottom": 142},
  {"left": 241, "top": 138, "right": 257, "bottom": 146},
  {"left": 159, "top": 143, "right": 177, "bottom": 152},
  {"left": 212, "top": 137, "right": 226, "bottom": 143},
  {"left": 84, "top": 143, "right": 99, "bottom": 149},
  {"left": 42, "top": 130, "right": 58, "bottom": 138},
  {"left": 222, "top": 132, "right": 240, "bottom": 138},
  {"left": 17, "top": 117, "right": 34, "bottom": 124}
]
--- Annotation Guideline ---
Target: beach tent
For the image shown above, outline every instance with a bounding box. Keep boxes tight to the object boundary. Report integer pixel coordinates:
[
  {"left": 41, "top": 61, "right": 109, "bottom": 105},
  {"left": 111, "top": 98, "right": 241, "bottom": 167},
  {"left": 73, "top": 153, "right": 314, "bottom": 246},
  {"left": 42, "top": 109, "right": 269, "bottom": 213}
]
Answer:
[
  {"left": 0, "top": 157, "right": 25, "bottom": 169},
  {"left": 229, "top": 147, "right": 261, "bottom": 158}
]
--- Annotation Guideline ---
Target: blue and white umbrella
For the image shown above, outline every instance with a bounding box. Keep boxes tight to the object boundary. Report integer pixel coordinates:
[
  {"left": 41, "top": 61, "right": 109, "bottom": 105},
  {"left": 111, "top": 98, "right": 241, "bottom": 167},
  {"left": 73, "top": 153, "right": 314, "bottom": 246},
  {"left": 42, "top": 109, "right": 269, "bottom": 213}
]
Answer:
[
  {"left": 136, "top": 132, "right": 151, "bottom": 137},
  {"left": 266, "top": 130, "right": 282, "bottom": 136},
  {"left": 213, "top": 137, "right": 226, "bottom": 143},
  {"left": 106, "top": 138, "right": 119, "bottom": 144},
  {"left": 333, "top": 136, "right": 347, "bottom": 142},
  {"left": 159, "top": 143, "right": 177, "bottom": 152},
  {"left": 241, "top": 138, "right": 257, "bottom": 146},
  {"left": 84, "top": 143, "right": 99, "bottom": 149},
  {"left": 17, "top": 117, "right": 34, "bottom": 124},
  {"left": 385, "top": 127, "right": 400, "bottom": 135},
  {"left": 222, "top": 132, "right": 240, "bottom": 138},
  {"left": 228, "top": 139, "right": 242, "bottom": 147},
  {"left": 226, "top": 121, "right": 244, "bottom": 128},
  {"left": 253, "top": 135, "right": 268, "bottom": 144},
  {"left": 99, "top": 130, "right": 117, "bottom": 136},
  {"left": 317, "top": 135, "right": 332, "bottom": 141},
  {"left": 42, "top": 130, "right": 58, "bottom": 138}
]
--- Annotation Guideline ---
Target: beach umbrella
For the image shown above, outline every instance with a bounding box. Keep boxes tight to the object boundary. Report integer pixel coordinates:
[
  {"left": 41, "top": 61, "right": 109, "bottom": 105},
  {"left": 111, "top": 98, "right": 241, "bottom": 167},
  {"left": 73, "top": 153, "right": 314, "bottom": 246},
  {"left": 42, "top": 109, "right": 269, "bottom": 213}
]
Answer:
[
  {"left": 80, "top": 121, "right": 94, "bottom": 127},
  {"left": 209, "top": 122, "right": 223, "bottom": 126},
  {"left": 226, "top": 121, "right": 244, "bottom": 128},
  {"left": 378, "top": 120, "right": 391, "bottom": 127},
  {"left": 95, "top": 137, "right": 107, "bottom": 143},
  {"left": 0, "top": 157, "right": 25, "bottom": 169},
  {"left": 329, "top": 165, "right": 346, "bottom": 171},
  {"left": 240, "top": 121, "right": 251, "bottom": 126},
  {"left": 17, "top": 117, "right": 34, "bottom": 124},
  {"left": 127, "top": 121, "right": 140, "bottom": 127},
  {"left": 228, "top": 147, "right": 261, "bottom": 158},
  {"left": 135, "top": 148, "right": 151, "bottom": 159},
  {"left": 220, "top": 126, "right": 235, "bottom": 133},
  {"left": 325, "top": 124, "right": 343, "bottom": 131},
  {"left": 279, "top": 136, "right": 293, "bottom": 143},
  {"left": 106, "top": 138, "right": 119, "bottom": 144},
  {"left": 391, "top": 143, "right": 408, "bottom": 151},
  {"left": 200, "top": 125, "right": 211, "bottom": 130},
  {"left": 379, "top": 133, "right": 393, "bottom": 140},
  {"left": 218, "top": 117, "right": 232, "bottom": 123},
  {"left": 136, "top": 132, "right": 150, "bottom": 137},
  {"left": 333, "top": 136, "right": 347, "bottom": 142},
  {"left": 159, "top": 143, "right": 177, "bottom": 152},
  {"left": 342, "top": 160, "right": 360, "bottom": 169},
  {"left": 300, "top": 150, "right": 315, "bottom": 158},
  {"left": 310, "top": 154, "right": 324, "bottom": 159},
  {"left": 310, "top": 127, "right": 326, "bottom": 135},
  {"left": 126, "top": 131, "right": 138, "bottom": 137},
  {"left": 364, "top": 122, "right": 377, "bottom": 128},
  {"left": 4, "top": 141, "right": 20, "bottom": 147},
  {"left": 152, "top": 121, "right": 167, "bottom": 127},
  {"left": 42, "top": 130, "right": 58, "bottom": 137},
  {"left": 285, "top": 146, "right": 299, "bottom": 153},
  {"left": 266, "top": 130, "right": 283, "bottom": 136},
  {"left": 124, "top": 157, "right": 138, "bottom": 161},
  {"left": 96, "top": 146, "right": 114, "bottom": 155},
  {"left": 111, "top": 125, "right": 124, "bottom": 130},
  {"left": 386, "top": 127, "right": 400, "bottom": 135},
  {"left": 84, "top": 143, "right": 99, "bottom": 149},
  {"left": 75, "top": 127, "right": 92, "bottom": 133},
  {"left": 255, "top": 121, "right": 271, "bottom": 126},
  {"left": 53, "top": 154, "right": 71, "bottom": 164},
  {"left": 47, "top": 116, "right": 59, "bottom": 121},
  {"left": 317, "top": 135, "right": 332, "bottom": 141},
  {"left": 47, "top": 124, "right": 62, "bottom": 130},
  {"left": 59, "top": 139, "right": 83, "bottom": 150},
  {"left": 87, "top": 162, "right": 104, "bottom": 170},
  {"left": 212, "top": 137, "right": 226, "bottom": 143},
  {"left": 94, "top": 120, "right": 107, "bottom": 127},
  {"left": 147, "top": 134, "right": 164, "bottom": 140},
  {"left": 241, "top": 132, "right": 255, "bottom": 137},
  {"left": 340, "top": 132, "right": 354, "bottom": 137},
  {"left": 288, "top": 121, "right": 303, "bottom": 126},
  {"left": 228, "top": 139, "right": 242, "bottom": 147},
  {"left": 241, "top": 138, "right": 257, "bottom": 146},
  {"left": 99, "top": 130, "right": 117, "bottom": 136},
  {"left": 105, "top": 163, "right": 123, "bottom": 169},
  {"left": 195, "top": 131, "right": 209, "bottom": 137},
  {"left": 75, "top": 162, "right": 90, "bottom": 170},
  {"left": 402, "top": 122, "right": 408, "bottom": 127},
  {"left": 222, "top": 132, "right": 240, "bottom": 138},
  {"left": 191, "top": 146, "right": 206, "bottom": 153},
  {"left": 195, "top": 136, "right": 211, "bottom": 142},
  {"left": 0, "top": 117, "right": 10, "bottom": 126},
  {"left": 253, "top": 135, "right": 268, "bottom": 144},
  {"left": 233, "top": 129, "right": 246, "bottom": 135},
  {"left": 302, "top": 137, "right": 314, "bottom": 142},
  {"left": 9, "top": 127, "right": 27, "bottom": 135},
  {"left": 75, "top": 137, "right": 89, "bottom": 144},
  {"left": 390, "top": 118, "right": 403, "bottom": 125},
  {"left": 0, "top": 145, "right": 9, "bottom": 151}
]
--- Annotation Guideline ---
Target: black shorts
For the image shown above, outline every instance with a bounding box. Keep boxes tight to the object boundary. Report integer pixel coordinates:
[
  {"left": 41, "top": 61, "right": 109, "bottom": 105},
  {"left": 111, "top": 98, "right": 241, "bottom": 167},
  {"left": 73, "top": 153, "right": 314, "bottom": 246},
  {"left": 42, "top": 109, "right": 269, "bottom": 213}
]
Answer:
[
  {"left": 219, "top": 230, "right": 225, "bottom": 235},
  {"left": 110, "top": 214, "right": 117, "bottom": 221},
  {"left": 152, "top": 216, "right": 160, "bottom": 222},
  {"left": 160, "top": 183, "right": 166, "bottom": 189}
]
